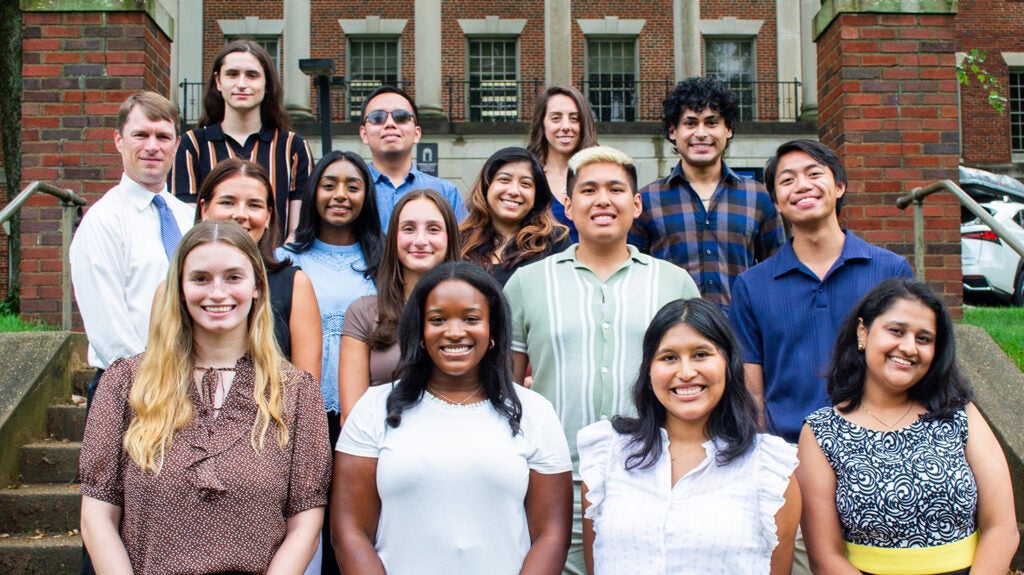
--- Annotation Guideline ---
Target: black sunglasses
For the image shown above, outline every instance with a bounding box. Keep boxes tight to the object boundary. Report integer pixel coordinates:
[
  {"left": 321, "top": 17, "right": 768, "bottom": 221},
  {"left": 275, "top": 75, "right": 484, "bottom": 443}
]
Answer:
[{"left": 364, "top": 109, "right": 415, "bottom": 125}]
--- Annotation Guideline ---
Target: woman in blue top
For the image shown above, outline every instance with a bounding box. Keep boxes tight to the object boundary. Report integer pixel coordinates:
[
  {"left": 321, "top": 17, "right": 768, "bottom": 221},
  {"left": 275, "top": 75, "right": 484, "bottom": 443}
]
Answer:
[
  {"left": 279, "top": 150, "right": 384, "bottom": 441},
  {"left": 797, "top": 279, "right": 1017, "bottom": 575}
]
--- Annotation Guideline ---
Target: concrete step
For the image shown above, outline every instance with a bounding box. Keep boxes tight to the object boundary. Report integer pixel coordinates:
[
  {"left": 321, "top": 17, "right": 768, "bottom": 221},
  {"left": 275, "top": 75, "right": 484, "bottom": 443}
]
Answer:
[
  {"left": 18, "top": 441, "right": 80, "bottom": 484},
  {"left": 0, "top": 484, "right": 80, "bottom": 534},
  {"left": 71, "top": 369, "right": 95, "bottom": 397},
  {"left": 0, "top": 531, "right": 81, "bottom": 575},
  {"left": 46, "top": 404, "right": 86, "bottom": 442}
]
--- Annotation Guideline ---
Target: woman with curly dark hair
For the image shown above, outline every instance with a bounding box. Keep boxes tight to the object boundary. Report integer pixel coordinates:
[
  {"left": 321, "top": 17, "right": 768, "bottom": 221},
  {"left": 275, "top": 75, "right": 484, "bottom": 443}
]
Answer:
[
  {"left": 459, "top": 147, "right": 569, "bottom": 285},
  {"left": 798, "top": 278, "right": 1017, "bottom": 575},
  {"left": 333, "top": 262, "right": 573, "bottom": 574}
]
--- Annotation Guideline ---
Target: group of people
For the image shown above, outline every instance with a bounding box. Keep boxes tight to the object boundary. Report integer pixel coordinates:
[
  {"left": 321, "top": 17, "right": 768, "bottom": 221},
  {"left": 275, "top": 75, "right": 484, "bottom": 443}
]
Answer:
[{"left": 67, "top": 38, "right": 1017, "bottom": 575}]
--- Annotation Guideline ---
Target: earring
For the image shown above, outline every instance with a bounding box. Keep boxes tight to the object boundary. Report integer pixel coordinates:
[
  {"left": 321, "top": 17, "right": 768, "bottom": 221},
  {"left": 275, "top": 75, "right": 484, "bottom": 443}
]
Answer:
[
  {"left": 419, "top": 341, "right": 426, "bottom": 349},
  {"left": 488, "top": 339, "right": 495, "bottom": 349},
  {"left": 857, "top": 340, "right": 865, "bottom": 351}
]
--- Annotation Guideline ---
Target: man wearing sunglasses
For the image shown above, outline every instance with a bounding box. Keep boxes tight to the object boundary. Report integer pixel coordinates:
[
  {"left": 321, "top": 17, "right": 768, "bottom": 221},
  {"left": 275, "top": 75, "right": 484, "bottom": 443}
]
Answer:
[{"left": 359, "top": 86, "right": 467, "bottom": 230}]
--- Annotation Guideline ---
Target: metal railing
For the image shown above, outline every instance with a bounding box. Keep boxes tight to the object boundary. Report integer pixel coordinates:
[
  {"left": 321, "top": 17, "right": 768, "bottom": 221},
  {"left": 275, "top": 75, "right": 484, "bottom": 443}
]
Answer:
[
  {"left": 445, "top": 78, "right": 543, "bottom": 123},
  {"left": 580, "top": 78, "right": 802, "bottom": 123},
  {"left": 179, "top": 79, "right": 205, "bottom": 132},
  {"left": 183, "top": 76, "right": 804, "bottom": 125},
  {"left": 896, "top": 180, "right": 1024, "bottom": 281},
  {"left": 0, "top": 182, "right": 87, "bottom": 330}
]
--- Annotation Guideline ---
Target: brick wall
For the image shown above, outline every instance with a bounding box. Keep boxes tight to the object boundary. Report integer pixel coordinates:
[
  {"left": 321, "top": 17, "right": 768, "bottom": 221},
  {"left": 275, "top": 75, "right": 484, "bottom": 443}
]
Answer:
[
  {"left": 817, "top": 10, "right": 962, "bottom": 313},
  {"left": 955, "top": 0, "right": 1024, "bottom": 166},
  {"left": 201, "top": 2, "right": 282, "bottom": 87},
  {"left": 20, "top": 8, "right": 172, "bottom": 326}
]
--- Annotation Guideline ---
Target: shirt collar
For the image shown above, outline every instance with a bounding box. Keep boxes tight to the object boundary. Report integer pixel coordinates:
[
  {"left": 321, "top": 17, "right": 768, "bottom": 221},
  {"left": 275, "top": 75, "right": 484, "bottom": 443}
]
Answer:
[
  {"left": 204, "top": 123, "right": 275, "bottom": 142},
  {"left": 555, "top": 243, "right": 649, "bottom": 266},
  {"left": 120, "top": 173, "right": 169, "bottom": 212},
  {"left": 772, "top": 229, "right": 874, "bottom": 278},
  {"left": 666, "top": 160, "right": 739, "bottom": 187},
  {"left": 368, "top": 161, "right": 416, "bottom": 185}
]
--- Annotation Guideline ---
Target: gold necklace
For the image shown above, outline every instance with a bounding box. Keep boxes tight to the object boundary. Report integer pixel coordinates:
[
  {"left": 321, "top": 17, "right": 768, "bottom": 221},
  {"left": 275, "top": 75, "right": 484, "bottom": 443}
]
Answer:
[
  {"left": 862, "top": 402, "right": 915, "bottom": 431},
  {"left": 427, "top": 384, "right": 483, "bottom": 406}
]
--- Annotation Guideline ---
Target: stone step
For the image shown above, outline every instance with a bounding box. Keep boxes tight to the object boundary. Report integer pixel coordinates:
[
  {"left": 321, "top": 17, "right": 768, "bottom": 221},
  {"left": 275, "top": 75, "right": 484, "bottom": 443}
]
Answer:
[
  {"left": 0, "top": 484, "right": 81, "bottom": 534},
  {"left": 71, "top": 369, "right": 95, "bottom": 397},
  {"left": 18, "top": 442, "right": 81, "bottom": 485},
  {"left": 47, "top": 404, "right": 86, "bottom": 442},
  {"left": 0, "top": 531, "right": 81, "bottom": 575}
]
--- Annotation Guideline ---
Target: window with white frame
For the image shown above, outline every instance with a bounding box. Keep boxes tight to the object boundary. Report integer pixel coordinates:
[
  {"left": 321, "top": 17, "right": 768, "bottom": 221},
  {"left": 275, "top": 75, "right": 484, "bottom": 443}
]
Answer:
[
  {"left": 347, "top": 38, "right": 401, "bottom": 122},
  {"left": 1011, "top": 69, "right": 1024, "bottom": 153},
  {"left": 467, "top": 38, "right": 518, "bottom": 122},
  {"left": 704, "top": 38, "right": 756, "bottom": 121},
  {"left": 586, "top": 38, "right": 637, "bottom": 122}
]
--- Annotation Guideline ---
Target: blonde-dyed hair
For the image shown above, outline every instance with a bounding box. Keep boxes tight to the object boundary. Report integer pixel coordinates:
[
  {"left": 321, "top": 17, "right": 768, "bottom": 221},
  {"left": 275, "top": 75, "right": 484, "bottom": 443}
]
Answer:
[
  {"left": 123, "top": 220, "right": 289, "bottom": 472},
  {"left": 565, "top": 145, "right": 639, "bottom": 197}
]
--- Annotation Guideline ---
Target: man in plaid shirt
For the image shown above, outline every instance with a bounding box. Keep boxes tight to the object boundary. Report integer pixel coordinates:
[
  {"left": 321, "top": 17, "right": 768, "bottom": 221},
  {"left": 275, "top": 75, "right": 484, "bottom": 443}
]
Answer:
[{"left": 630, "top": 77, "right": 784, "bottom": 310}]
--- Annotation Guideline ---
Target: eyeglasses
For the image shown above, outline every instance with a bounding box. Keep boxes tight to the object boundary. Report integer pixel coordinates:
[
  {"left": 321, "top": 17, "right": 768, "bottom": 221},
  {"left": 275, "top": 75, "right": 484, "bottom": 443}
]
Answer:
[{"left": 364, "top": 109, "right": 415, "bottom": 125}]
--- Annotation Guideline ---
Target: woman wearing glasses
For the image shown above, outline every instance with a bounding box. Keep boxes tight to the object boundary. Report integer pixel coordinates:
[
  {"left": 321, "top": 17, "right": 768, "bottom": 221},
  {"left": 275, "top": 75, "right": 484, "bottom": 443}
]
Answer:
[{"left": 358, "top": 86, "right": 467, "bottom": 229}]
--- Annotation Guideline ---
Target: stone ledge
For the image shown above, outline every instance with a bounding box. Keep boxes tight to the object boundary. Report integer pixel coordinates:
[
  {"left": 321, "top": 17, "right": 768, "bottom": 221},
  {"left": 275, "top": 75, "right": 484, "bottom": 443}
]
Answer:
[
  {"left": 814, "top": 0, "right": 959, "bottom": 40},
  {"left": 954, "top": 323, "right": 1024, "bottom": 565},
  {"left": 20, "top": 0, "right": 174, "bottom": 38}
]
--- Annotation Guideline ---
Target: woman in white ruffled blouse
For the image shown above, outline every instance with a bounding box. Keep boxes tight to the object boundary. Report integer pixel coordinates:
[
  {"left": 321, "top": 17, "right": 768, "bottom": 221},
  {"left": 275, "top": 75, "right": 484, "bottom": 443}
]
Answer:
[{"left": 577, "top": 298, "right": 801, "bottom": 575}]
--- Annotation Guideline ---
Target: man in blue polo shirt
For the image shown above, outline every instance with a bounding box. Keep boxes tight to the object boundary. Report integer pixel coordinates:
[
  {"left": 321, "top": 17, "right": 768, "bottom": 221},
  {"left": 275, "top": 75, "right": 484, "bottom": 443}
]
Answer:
[
  {"left": 729, "top": 139, "right": 913, "bottom": 442},
  {"left": 728, "top": 139, "right": 912, "bottom": 575},
  {"left": 359, "top": 86, "right": 467, "bottom": 230}
]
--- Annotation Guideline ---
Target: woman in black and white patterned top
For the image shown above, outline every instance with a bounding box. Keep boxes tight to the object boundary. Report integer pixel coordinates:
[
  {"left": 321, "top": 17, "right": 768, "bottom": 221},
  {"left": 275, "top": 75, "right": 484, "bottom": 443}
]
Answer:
[{"left": 796, "top": 278, "right": 1017, "bottom": 575}]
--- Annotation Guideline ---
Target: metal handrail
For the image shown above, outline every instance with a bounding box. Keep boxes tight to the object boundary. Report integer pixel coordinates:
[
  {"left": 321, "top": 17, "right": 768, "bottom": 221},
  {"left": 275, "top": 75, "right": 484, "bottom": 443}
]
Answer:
[
  {"left": 0, "top": 181, "right": 87, "bottom": 330},
  {"left": 896, "top": 179, "right": 1024, "bottom": 281}
]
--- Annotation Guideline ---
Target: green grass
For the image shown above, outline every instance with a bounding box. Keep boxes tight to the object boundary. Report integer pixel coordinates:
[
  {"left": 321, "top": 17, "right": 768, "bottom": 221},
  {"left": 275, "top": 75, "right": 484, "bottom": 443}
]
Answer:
[
  {"left": 962, "top": 306, "right": 1024, "bottom": 371},
  {"left": 0, "top": 312, "right": 55, "bottom": 333}
]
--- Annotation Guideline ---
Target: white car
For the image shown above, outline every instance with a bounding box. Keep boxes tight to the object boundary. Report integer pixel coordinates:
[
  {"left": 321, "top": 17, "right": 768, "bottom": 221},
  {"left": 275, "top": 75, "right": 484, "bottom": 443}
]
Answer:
[{"left": 961, "top": 200, "right": 1024, "bottom": 304}]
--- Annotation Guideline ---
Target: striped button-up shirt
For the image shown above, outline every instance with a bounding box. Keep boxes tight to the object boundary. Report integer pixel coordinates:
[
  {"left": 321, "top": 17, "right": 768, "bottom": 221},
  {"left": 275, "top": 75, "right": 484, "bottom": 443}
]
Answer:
[
  {"left": 171, "top": 123, "right": 312, "bottom": 240},
  {"left": 630, "top": 162, "right": 785, "bottom": 310},
  {"left": 505, "top": 245, "right": 700, "bottom": 475}
]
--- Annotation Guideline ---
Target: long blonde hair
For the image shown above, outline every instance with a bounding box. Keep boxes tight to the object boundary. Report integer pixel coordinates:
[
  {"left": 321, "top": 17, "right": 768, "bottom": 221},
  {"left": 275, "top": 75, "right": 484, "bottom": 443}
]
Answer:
[{"left": 123, "top": 221, "right": 289, "bottom": 472}]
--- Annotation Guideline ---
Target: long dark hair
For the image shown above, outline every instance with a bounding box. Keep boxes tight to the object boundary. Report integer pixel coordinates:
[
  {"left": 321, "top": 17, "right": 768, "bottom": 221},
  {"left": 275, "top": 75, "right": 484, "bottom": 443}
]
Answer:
[
  {"left": 828, "top": 278, "right": 972, "bottom": 419},
  {"left": 612, "top": 298, "right": 757, "bottom": 470},
  {"left": 199, "top": 40, "right": 290, "bottom": 131},
  {"left": 282, "top": 151, "right": 383, "bottom": 280},
  {"left": 195, "top": 158, "right": 286, "bottom": 273},
  {"left": 460, "top": 147, "right": 567, "bottom": 271},
  {"left": 526, "top": 86, "right": 598, "bottom": 165},
  {"left": 368, "top": 189, "right": 461, "bottom": 350},
  {"left": 385, "top": 262, "right": 522, "bottom": 434}
]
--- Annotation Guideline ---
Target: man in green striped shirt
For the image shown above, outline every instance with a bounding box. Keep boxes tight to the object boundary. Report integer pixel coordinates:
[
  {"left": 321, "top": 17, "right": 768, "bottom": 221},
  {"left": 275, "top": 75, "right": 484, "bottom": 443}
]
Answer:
[{"left": 506, "top": 145, "right": 699, "bottom": 575}]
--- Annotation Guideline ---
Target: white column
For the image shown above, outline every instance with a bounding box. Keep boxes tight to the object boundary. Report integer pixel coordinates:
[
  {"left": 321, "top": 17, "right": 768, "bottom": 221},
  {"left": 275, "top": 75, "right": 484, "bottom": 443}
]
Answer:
[
  {"left": 545, "top": 0, "right": 572, "bottom": 86},
  {"left": 675, "top": 0, "right": 700, "bottom": 80},
  {"left": 777, "top": 0, "right": 802, "bottom": 121},
  {"left": 799, "top": 0, "right": 820, "bottom": 121},
  {"left": 283, "top": 0, "right": 312, "bottom": 119},
  {"left": 415, "top": 0, "right": 445, "bottom": 118},
  {"left": 174, "top": 0, "right": 203, "bottom": 108}
]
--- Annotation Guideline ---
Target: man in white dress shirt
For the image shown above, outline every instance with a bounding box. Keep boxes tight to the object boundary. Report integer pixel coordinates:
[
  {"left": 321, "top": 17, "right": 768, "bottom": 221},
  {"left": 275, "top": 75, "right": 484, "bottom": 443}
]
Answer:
[{"left": 70, "top": 91, "right": 195, "bottom": 405}]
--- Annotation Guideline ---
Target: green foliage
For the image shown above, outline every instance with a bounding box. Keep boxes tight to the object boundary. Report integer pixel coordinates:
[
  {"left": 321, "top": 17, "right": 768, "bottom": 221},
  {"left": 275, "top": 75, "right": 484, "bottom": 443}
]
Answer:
[
  {"left": 962, "top": 306, "right": 1024, "bottom": 371},
  {"left": 956, "top": 49, "right": 1008, "bottom": 115},
  {"left": 0, "top": 312, "right": 55, "bottom": 333}
]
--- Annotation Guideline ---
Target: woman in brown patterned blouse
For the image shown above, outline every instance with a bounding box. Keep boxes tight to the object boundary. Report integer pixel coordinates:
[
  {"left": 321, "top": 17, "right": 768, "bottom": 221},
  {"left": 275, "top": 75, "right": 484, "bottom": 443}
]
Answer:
[{"left": 79, "top": 220, "right": 331, "bottom": 575}]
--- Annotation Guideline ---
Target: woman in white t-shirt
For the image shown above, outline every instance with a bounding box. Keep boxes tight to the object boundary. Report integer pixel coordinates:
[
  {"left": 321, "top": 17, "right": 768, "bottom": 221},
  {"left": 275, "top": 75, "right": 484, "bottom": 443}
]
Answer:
[
  {"left": 332, "top": 261, "right": 573, "bottom": 575},
  {"left": 578, "top": 298, "right": 801, "bottom": 575}
]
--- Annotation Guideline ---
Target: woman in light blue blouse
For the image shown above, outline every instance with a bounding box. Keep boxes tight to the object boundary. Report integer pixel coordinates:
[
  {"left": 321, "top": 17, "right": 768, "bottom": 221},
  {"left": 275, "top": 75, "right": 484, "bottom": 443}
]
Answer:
[{"left": 278, "top": 150, "right": 384, "bottom": 442}]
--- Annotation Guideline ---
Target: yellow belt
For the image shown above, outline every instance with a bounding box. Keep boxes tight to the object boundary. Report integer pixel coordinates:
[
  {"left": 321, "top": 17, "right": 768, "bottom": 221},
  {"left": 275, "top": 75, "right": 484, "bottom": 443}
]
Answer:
[{"left": 845, "top": 531, "right": 978, "bottom": 575}]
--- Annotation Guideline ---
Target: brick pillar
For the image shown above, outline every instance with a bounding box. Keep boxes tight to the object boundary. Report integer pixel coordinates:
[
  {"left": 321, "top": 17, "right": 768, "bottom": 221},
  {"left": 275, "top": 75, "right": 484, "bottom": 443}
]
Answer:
[
  {"left": 814, "top": 0, "right": 962, "bottom": 315},
  {"left": 20, "top": 3, "right": 174, "bottom": 326}
]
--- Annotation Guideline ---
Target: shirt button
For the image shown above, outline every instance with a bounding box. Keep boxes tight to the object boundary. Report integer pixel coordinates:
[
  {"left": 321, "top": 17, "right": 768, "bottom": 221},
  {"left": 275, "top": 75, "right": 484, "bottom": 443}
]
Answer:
[
  {"left": 601, "top": 367, "right": 609, "bottom": 374},
  {"left": 705, "top": 219, "right": 711, "bottom": 225},
  {"left": 602, "top": 322, "right": 610, "bottom": 329},
  {"left": 705, "top": 249, "right": 713, "bottom": 255}
]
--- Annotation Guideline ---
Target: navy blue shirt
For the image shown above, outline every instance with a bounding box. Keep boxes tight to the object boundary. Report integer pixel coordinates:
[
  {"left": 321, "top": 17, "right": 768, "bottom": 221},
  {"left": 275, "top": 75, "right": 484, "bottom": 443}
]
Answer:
[{"left": 728, "top": 231, "right": 913, "bottom": 443}]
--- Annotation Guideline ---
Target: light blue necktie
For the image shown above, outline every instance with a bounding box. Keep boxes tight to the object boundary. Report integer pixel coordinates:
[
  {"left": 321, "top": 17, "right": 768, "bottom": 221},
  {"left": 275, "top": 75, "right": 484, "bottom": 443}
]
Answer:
[{"left": 152, "top": 195, "right": 182, "bottom": 260}]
